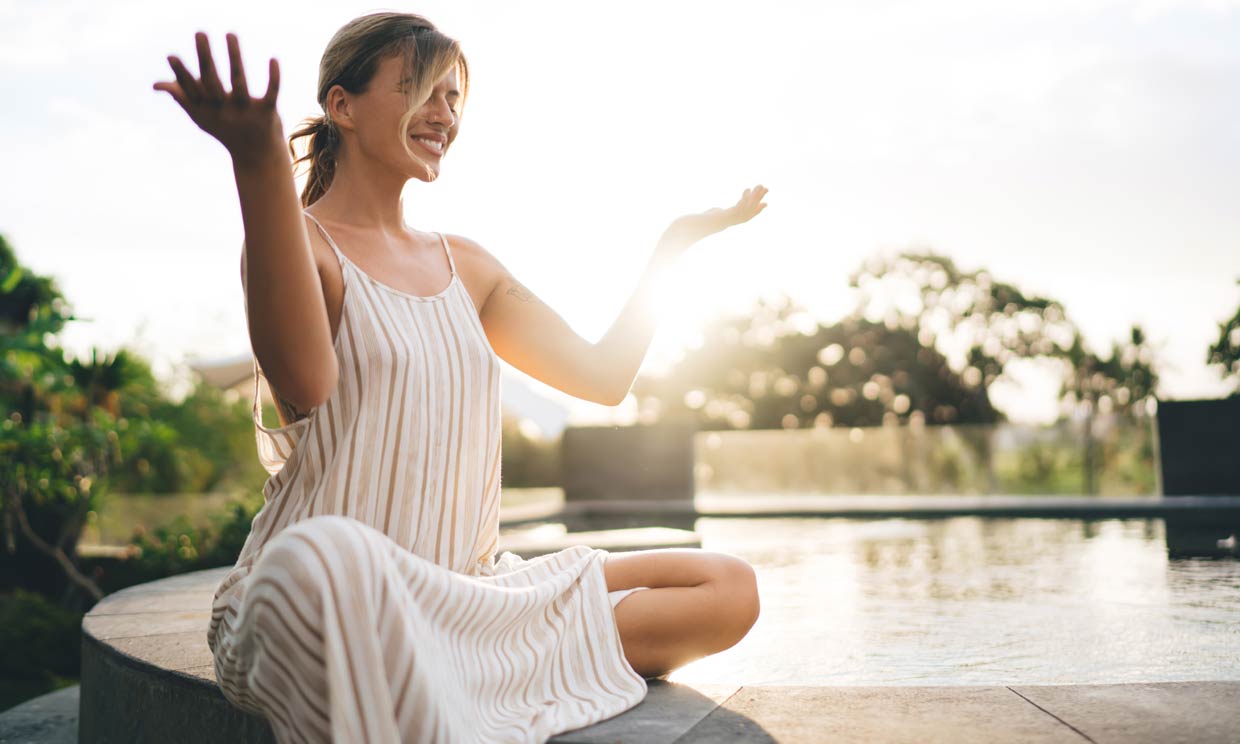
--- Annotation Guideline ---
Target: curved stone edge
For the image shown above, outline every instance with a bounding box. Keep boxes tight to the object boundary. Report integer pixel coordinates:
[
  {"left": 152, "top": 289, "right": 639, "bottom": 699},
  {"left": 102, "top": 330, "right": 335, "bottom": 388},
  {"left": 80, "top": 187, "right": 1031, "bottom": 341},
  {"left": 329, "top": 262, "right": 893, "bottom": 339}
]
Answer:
[{"left": 80, "top": 603, "right": 274, "bottom": 743}]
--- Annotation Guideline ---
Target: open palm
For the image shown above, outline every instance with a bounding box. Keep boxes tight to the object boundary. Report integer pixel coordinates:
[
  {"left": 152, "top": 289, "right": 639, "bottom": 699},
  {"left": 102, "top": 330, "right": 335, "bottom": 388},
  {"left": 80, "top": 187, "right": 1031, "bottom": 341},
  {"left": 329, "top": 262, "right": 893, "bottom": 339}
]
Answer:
[
  {"left": 152, "top": 31, "right": 282, "bottom": 162},
  {"left": 661, "top": 185, "right": 769, "bottom": 251}
]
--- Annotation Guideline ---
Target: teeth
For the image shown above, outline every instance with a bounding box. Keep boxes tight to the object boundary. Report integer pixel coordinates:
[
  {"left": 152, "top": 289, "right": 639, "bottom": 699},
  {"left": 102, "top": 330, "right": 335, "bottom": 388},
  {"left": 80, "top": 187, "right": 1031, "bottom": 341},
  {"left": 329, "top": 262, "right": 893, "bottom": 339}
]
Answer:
[{"left": 412, "top": 136, "right": 443, "bottom": 152}]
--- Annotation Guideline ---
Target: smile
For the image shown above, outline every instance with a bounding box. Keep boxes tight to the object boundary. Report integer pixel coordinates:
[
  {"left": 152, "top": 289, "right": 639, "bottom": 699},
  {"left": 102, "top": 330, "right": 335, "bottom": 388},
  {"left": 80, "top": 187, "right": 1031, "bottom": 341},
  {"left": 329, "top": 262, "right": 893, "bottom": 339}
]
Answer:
[{"left": 411, "top": 136, "right": 444, "bottom": 155}]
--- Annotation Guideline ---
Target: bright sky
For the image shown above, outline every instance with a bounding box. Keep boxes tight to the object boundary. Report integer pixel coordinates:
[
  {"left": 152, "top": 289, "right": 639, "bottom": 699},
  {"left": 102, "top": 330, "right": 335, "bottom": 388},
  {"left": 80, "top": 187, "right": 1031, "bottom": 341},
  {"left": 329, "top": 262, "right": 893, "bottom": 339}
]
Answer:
[{"left": 3, "top": 0, "right": 1238, "bottom": 426}]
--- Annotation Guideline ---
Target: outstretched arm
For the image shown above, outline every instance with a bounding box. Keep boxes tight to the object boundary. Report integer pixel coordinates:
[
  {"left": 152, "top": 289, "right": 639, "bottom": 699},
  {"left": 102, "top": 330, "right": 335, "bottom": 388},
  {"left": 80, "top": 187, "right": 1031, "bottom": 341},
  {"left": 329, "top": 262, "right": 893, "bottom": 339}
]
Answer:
[
  {"left": 477, "top": 186, "right": 769, "bottom": 405},
  {"left": 154, "top": 31, "right": 337, "bottom": 410}
]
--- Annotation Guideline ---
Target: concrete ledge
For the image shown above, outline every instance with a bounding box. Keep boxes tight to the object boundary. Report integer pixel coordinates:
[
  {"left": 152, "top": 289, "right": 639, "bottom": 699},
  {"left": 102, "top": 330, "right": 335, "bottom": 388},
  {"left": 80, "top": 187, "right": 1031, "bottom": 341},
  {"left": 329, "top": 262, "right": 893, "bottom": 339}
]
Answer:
[
  {"left": 500, "top": 526, "right": 701, "bottom": 558},
  {"left": 78, "top": 566, "right": 274, "bottom": 743}
]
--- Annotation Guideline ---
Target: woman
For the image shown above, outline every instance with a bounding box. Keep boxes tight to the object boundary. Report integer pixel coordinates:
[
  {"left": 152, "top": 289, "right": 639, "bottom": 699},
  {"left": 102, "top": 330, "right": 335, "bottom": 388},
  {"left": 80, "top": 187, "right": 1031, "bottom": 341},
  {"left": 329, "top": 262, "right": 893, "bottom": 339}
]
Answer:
[{"left": 154, "top": 11, "right": 768, "bottom": 743}]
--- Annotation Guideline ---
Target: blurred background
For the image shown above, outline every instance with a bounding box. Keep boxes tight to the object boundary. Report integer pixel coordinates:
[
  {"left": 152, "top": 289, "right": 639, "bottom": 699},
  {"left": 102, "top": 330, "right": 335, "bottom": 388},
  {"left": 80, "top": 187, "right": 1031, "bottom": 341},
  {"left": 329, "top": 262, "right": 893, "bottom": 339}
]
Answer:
[{"left": 3, "top": 0, "right": 1239, "bottom": 715}]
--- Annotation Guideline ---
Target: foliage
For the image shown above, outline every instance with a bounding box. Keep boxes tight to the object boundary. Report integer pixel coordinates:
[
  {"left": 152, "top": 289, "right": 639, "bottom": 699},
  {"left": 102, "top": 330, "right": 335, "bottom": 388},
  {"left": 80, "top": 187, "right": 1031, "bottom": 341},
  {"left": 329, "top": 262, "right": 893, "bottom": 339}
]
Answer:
[
  {"left": 94, "top": 496, "right": 262, "bottom": 590},
  {"left": 130, "top": 378, "right": 268, "bottom": 495},
  {"left": 0, "top": 232, "right": 123, "bottom": 605},
  {"left": 1059, "top": 325, "right": 1160, "bottom": 493},
  {"left": 0, "top": 589, "right": 81, "bottom": 710},
  {"left": 1, "top": 229, "right": 270, "bottom": 605},
  {"left": 634, "top": 295, "right": 998, "bottom": 430},
  {"left": 850, "top": 250, "right": 1073, "bottom": 389},
  {"left": 637, "top": 248, "right": 1160, "bottom": 431},
  {"left": 0, "top": 589, "right": 82, "bottom": 679},
  {"left": 1207, "top": 278, "right": 1240, "bottom": 386},
  {"left": 1059, "top": 326, "right": 1158, "bottom": 416},
  {"left": 0, "top": 411, "right": 119, "bottom": 602},
  {"left": 635, "top": 246, "right": 1163, "bottom": 495},
  {"left": 0, "top": 228, "right": 276, "bottom": 710}
]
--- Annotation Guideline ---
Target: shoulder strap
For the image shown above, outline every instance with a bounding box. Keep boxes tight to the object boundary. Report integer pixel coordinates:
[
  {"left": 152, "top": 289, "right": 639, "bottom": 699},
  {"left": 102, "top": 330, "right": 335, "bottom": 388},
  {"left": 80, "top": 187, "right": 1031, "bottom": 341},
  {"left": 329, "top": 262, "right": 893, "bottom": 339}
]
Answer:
[
  {"left": 251, "top": 356, "right": 264, "bottom": 425},
  {"left": 303, "top": 211, "right": 346, "bottom": 263},
  {"left": 250, "top": 357, "right": 282, "bottom": 433},
  {"left": 436, "top": 232, "right": 457, "bottom": 275}
]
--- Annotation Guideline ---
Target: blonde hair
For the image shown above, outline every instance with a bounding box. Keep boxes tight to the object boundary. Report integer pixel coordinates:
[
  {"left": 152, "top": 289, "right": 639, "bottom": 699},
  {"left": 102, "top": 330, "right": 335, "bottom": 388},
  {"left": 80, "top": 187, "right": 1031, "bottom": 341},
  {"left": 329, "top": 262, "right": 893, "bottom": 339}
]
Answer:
[{"left": 288, "top": 12, "right": 470, "bottom": 207}]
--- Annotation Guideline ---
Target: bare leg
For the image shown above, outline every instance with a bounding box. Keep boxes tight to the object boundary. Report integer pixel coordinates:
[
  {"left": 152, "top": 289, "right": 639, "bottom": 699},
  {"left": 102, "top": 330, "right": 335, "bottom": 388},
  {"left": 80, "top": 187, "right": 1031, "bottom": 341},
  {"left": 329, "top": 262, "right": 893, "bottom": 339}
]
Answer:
[{"left": 603, "top": 548, "right": 760, "bottom": 678}]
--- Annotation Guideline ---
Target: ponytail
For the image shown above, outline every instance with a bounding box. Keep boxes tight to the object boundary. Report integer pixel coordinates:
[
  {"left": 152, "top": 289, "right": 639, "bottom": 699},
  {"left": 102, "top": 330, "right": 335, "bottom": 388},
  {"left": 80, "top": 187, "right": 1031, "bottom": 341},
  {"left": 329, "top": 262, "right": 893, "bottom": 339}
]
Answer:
[{"left": 288, "top": 115, "right": 339, "bottom": 208}]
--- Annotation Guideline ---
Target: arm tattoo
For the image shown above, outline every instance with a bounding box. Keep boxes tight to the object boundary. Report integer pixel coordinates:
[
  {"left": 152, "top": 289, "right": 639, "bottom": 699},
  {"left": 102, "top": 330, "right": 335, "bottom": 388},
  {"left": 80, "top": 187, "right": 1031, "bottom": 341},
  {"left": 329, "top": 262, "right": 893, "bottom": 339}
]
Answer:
[
  {"left": 273, "top": 385, "right": 312, "bottom": 427},
  {"left": 505, "top": 280, "right": 539, "bottom": 304}
]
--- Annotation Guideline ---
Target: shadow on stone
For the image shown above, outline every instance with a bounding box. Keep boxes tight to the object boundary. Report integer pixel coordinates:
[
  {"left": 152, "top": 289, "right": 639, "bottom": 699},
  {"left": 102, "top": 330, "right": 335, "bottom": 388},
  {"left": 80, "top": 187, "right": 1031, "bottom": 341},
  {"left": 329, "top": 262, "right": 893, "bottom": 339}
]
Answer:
[{"left": 550, "top": 679, "right": 744, "bottom": 744}]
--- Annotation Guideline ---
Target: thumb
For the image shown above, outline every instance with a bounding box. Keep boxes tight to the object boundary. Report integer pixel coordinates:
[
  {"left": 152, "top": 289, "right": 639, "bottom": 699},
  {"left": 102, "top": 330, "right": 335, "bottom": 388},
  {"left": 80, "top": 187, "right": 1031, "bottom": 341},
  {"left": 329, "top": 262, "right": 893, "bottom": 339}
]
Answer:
[{"left": 153, "top": 82, "right": 191, "bottom": 113}]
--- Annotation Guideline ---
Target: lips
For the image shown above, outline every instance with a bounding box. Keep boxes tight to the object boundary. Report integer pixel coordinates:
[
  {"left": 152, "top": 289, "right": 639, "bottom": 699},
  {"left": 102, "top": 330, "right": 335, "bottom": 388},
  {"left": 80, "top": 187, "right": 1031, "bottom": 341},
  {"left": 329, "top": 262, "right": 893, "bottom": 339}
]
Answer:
[{"left": 410, "top": 135, "right": 445, "bottom": 157}]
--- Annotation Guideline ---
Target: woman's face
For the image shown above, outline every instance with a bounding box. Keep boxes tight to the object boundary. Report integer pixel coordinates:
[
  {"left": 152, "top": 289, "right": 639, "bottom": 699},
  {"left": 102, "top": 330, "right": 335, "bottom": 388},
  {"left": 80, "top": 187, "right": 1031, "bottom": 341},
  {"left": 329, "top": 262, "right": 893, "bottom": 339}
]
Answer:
[{"left": 334, "top": 54, "right": 461, "bottom": 182}]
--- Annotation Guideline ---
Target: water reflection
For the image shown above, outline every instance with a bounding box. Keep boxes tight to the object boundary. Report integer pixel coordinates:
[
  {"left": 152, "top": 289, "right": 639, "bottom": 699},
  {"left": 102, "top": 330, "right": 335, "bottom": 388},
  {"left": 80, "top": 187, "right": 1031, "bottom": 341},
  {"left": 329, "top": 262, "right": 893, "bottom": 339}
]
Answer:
[
  {"left": 509, "top": 514, "right": 1240, "bottom": 686},
  {"left": 1165, "top": 517, "right": 1240, "bottom": 559}
]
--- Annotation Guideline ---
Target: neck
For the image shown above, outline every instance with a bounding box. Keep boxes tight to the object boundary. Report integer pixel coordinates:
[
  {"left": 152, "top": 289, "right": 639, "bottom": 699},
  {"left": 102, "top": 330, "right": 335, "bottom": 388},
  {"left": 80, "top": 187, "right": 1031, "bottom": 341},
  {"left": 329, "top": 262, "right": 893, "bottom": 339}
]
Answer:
[{"left": 310, "top": 151, "right": 416, "bottom": 233}]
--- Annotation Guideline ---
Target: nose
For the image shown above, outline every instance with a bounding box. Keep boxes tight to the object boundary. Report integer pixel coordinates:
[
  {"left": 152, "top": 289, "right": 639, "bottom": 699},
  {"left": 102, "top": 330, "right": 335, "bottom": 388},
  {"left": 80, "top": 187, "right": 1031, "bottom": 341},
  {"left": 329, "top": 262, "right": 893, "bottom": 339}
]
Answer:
[{"left": 425, "top": 94, "right": 455, "bottom": 127}]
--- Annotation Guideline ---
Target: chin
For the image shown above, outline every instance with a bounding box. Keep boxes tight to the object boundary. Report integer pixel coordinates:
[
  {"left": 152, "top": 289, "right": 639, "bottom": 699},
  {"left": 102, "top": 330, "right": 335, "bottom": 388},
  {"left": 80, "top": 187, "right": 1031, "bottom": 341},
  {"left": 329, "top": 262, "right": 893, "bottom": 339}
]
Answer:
[{"left": 405, "top": 164, "right": 441, "bottom": 183}]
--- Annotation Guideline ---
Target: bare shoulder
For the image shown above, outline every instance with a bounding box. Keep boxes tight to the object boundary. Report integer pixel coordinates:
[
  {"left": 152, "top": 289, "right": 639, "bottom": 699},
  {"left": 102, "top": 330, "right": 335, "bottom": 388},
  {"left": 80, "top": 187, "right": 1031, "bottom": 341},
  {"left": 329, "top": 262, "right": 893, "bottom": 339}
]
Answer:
[
  {"left": 439, "top": 232, "right": 513, "bottom": 309},
  {"left": 439, "top": 232, "right": 501, "bottom": 270},
  {"left": 439, "top": 232, "right": 541, "bottom": 310}
]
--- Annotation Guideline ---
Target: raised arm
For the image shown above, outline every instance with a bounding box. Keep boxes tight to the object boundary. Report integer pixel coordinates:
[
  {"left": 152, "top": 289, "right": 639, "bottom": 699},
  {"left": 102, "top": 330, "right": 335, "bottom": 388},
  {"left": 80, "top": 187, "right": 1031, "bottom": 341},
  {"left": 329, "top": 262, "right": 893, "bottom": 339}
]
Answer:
[
  {"left": 477, "top": 186, "right": 769, "bottom": 406},
  {"left": 155, "top": 31, "right": 337, "bottom": 411}
]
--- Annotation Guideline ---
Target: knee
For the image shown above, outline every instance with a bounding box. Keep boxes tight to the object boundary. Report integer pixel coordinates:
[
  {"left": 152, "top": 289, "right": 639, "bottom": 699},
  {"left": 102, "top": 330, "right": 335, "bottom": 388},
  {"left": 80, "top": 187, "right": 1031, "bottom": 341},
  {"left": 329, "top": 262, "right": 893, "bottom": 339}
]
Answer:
[
  {"left": 728, "top": 558, "right": 761, "bottom": 632},
  {"left": 711, "top": 554, "right": 761, "bottom": 645},
  {"left": 250, "top": 516, "right": 362, "bottom": 599}
]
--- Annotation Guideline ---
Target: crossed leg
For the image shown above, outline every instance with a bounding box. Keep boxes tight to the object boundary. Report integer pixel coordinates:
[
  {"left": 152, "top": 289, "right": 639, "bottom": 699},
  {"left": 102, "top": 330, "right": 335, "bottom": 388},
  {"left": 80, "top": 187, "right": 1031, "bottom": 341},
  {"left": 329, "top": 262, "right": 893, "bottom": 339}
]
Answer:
[{"left": 603, "top": 548, "right": 761, "bottom": 678}]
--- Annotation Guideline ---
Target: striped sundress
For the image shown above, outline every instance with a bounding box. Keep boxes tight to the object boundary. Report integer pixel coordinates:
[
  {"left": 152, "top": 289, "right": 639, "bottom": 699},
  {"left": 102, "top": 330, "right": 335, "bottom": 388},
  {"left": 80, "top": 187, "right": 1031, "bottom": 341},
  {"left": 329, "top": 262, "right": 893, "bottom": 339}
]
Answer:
[{"left": 207, "top": 211, "right": 649, "bottom": 743}]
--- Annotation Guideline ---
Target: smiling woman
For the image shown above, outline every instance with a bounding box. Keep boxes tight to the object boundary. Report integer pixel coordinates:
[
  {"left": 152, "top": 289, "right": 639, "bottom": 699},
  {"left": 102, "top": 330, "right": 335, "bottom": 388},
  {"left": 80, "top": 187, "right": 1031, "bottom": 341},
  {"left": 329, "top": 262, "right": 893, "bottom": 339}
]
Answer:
[
  {"left": 287, "top": 17, "right": 467, "bottom": 203},
  {"left": 153, "top": 9, "right": 766, "bottom": 743}
]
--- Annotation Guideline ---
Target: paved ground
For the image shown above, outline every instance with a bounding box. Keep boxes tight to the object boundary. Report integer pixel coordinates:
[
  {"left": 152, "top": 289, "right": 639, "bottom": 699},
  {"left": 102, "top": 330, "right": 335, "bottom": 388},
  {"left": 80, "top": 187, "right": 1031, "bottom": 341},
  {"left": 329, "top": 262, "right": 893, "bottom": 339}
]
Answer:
[
  {"left": 6, "top": 679, "right": 1239, "bottom": 743},
  {"left": 555, "top": 679, "right": 1240, "bottom": 743},
  {"left": 0, "top": 685, "right": 77, "bottom": 744}
]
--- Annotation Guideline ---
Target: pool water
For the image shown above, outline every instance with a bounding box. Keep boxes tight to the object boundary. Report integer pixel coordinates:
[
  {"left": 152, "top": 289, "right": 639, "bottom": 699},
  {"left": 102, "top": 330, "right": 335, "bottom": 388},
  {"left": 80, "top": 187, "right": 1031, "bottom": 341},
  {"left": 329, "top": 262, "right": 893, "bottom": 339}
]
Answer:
[{"left": 595, "top": 516, "right": 1240, "bottom": 686}]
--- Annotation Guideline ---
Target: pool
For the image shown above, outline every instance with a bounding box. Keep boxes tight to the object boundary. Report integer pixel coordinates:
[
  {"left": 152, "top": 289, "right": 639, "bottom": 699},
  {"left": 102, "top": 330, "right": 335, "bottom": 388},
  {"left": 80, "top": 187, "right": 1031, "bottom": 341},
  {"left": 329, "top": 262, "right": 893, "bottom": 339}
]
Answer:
[{"left": 512, "top": 515, "right": 1240, "bottom": 687}]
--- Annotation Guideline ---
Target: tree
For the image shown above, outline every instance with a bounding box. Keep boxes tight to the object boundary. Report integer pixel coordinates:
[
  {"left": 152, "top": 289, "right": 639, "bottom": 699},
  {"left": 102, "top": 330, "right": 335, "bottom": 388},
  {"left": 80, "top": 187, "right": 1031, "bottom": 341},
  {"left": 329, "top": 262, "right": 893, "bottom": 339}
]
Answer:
[
  {"left": 848, "top": 250, "right": 1076, "bottom": 392},
  {"left": 633, "top": 292, "right": 998, "bottom": 431},
  {"left": 1060, "top": 325, "right": 1159, "bottom": 494},
  {"left": 634, "top": 246, "right": 1162, "bottom": 494},
  {"left": 0, "top": 232, "right": 114, "bottom": 604},
  {"left": 1207, "top": 278, "right": 1240, "bottom": 387}
]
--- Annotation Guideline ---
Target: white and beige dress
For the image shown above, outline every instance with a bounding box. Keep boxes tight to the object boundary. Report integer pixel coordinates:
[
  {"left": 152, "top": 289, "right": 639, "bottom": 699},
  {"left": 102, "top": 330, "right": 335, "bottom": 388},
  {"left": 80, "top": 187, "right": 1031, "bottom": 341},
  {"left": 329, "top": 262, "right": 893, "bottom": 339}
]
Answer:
[{"left": 207, "top": 211, "right": 650, "bottom": 743}]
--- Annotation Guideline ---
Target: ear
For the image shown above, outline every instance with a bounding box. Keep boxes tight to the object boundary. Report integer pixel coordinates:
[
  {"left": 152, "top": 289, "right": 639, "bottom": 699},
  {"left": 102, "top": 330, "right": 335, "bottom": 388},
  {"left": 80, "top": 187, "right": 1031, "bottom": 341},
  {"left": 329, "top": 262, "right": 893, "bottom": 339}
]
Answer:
[{"left": 325, "top": 84, "right": 356, "bottom": 133}]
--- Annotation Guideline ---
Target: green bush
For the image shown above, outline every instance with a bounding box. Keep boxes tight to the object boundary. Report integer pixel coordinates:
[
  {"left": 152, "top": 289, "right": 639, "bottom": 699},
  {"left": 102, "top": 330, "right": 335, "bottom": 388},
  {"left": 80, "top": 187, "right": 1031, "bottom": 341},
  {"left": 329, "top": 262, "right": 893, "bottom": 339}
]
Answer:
[
  {"left": 88, "top": 496, "right": 263, "bottom": 592},
  {"left": 0, "top": 589, "right": 82, "bottom": 710}
]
